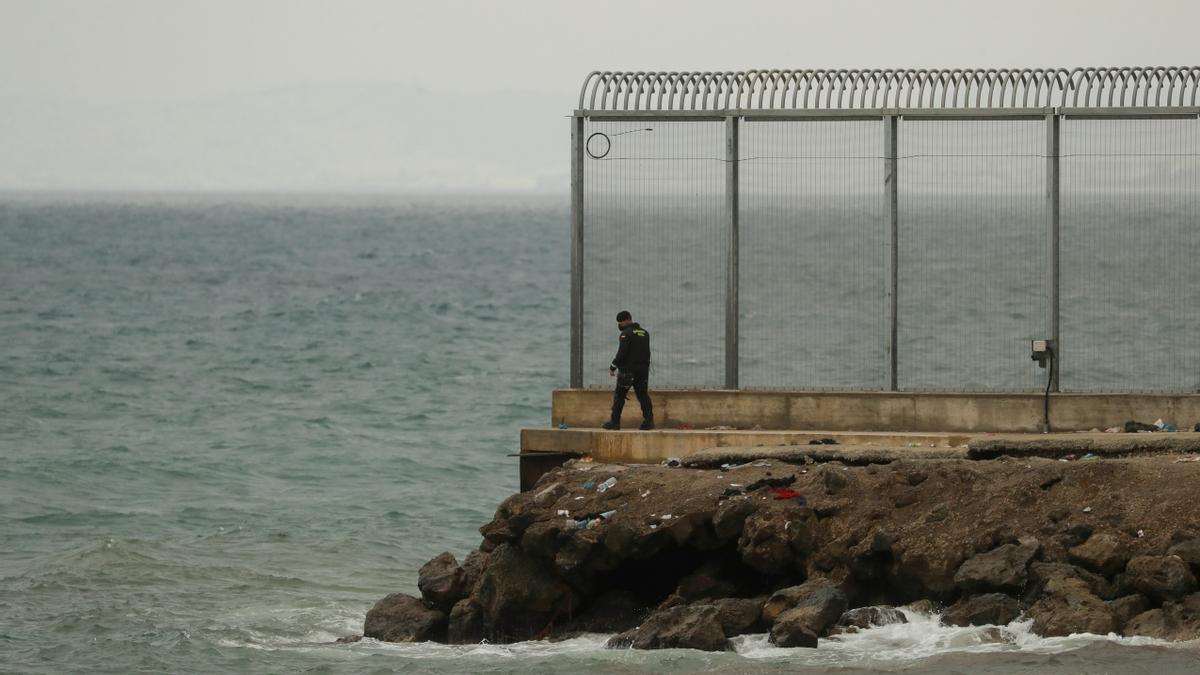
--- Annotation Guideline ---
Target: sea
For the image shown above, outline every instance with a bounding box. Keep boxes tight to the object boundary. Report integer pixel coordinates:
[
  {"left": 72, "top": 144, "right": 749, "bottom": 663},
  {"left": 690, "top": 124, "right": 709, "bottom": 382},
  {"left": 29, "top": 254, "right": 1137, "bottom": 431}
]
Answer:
[{"left": 2, "top": 193, "right": 1199, "bottom": 674}]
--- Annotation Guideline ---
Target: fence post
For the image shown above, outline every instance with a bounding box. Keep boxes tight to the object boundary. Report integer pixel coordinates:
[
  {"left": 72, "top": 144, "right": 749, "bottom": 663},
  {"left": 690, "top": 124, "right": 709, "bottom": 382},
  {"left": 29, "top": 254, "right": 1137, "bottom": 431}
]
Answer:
[
  {"left": 884, "top": 114, "right": 899, "bottom": 391},
  {"left": 1046, "top": 112, "right": 1061, "bottom": 391},
  {"left": 570, "top": 114, "right": 585, "bottom": 389},
  {"left": 725, "top": 115, "right": 740, "bottom": 390}
]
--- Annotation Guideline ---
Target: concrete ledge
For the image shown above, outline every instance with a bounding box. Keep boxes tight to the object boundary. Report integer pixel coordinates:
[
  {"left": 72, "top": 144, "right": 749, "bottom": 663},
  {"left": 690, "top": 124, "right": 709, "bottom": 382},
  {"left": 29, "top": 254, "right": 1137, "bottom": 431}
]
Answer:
[
  {"left": 551, "top": 389, "right": 1200, "bottom": 433},
  {"left": 968, "top": 432, "right": 1200, "bottom": 459},
  {"left": 682, "top": 445, "right": 968, "bottom": 468},
  {"left": 521, "top": 428, "right": 972, "bottom": 465}
]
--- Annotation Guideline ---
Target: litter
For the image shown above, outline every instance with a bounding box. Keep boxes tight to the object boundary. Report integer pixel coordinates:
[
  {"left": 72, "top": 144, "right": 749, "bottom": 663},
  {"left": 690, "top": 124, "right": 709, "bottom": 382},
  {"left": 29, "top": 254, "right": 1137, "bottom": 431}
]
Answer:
[
  {"left": 640, "top": 490, "right": 651, "bottom": 498},
  {"left": 769, "top": 488, "right": 806, "bottom": 504},
  {"left": 807, "top": 438, "right": 838, "bottom": 445},
  {"left": 1125, "top": 420, "right": 1158, "bottom": 433},
  {"left": 746, "top": 475, "right": 796, "bottom": 491},
  {"left": 597, "top": 477, "right": 617, "bottom": 493},
  {"left": 664, "top": 457, "right": 682, "bottom": 468},
  {"left": 661, "top": 514, "right": 672, "bottom": 520},
  {"left": 1080, "top": 453, "right": 1100, "bottom": 461},
  {"left": 1104, "top": 426, "right": 1121, "bottom": 433},
  {"left": 649, "top": 524, "right": 657, "bottom": 529},
  {"left": 599, "top": 510, "right": 616, "bottom": 519},
  {"left": 558, "top": 422, "right": 568, "bottom": 430},
  {"left": 557, "top": 509, "right": 570, "bottom": 516},
  {"left": 582, "top": 480, "right": 595, "bottom": 490},
  {"left": 1174, "top": 456, "right": 1200, "bottom": 463},
  {"left": 1083, "top": 506, "right": 1092, "bottom": 513},
  {"left": 1138, "top": 529, "right": 1146, "bottom": 538},
  {"left": 1195, "top": 423, "right": 1200, "bottom": 432}
]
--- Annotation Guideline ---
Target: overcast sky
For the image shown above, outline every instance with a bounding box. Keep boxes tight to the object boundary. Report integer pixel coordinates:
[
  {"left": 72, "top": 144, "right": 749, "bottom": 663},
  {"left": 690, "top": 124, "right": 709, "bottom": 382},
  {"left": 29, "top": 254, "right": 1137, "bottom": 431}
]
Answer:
[{"left": 1, "top": 0, "right": 1197, "bottom": 191}]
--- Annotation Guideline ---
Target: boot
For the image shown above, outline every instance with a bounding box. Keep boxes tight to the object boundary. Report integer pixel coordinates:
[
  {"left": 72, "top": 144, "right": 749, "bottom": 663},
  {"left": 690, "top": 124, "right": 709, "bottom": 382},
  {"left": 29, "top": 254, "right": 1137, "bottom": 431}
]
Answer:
[
  {"left": 639, "top": 418, "right": 655, "bottom": 431},
  {"left": 602, "top": 420, "right": 620, "bottom": 430}
]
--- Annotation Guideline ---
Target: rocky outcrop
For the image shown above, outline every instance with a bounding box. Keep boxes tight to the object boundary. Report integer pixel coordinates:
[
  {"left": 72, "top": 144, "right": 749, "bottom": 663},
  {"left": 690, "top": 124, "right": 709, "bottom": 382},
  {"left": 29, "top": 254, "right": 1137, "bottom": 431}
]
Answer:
[
  {"left": 364, "top": 454, "right": 1200, "bottom": 647},
  {"left": 363, "top": 593, "right": 447, "bottom": 643}
]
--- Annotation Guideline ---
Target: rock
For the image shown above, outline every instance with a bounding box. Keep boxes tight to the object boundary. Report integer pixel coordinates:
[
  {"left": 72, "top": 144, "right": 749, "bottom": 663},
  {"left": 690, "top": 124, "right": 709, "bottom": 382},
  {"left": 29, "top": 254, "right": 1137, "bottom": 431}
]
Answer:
[
  {"left": 1107, "top": 594, "right": 1150, "bottom": 632},
  {"left": 461, "top": 549, "right": 491, "bottom": 591},
  {"left": 1068, "top": 533, "right": 1128, "bottom": 577},
  {"left": 567, "top": 590, "right": 647, "bottom": 634},
  {"left": 335, "top": 634, "right": 362, "bottom": 644},
  {"left": 606, "top": 604, "right": 729, "bottom": 651},
  {"left": 674, "top": 562, "right": 737, "bottom": 602},
  {"left": 768, "top": 613, "right": 819, "bottom": 648},
  {"left": 1124, "top": 593, "right": 1200, "bottom": 640},
  {"left": 942, "top": 593, "right": 1021, "bottom": 627},
  {"left": 1026, "top": 577, "right": 1115, "bottom": 637},
  {"left": 889, "top": 542, "right": 970, "bottom": 600},
  {"left": 836, "top": 606, "right": 908, "bottom": 630},
  {"left": 712, "top": 498, "right": 756, "bottom": 541},
  {"left": 1124, "top": 555, "right": 1197, "bottom": 601},
  {"left": 737, "top": 509, "right": 813, "bottom": 575},
  {"left": 761, "top": 578, "right": 846, "bottom": 627},
  {"left": 1167, "top": 539, "right": 1200, "bottom": 572},
  {"left": 954, "top": 538, "right": 1040, "bottom": 593},
  {"left": 531, "top": 481, "right": 568, "bottom": 506},
  {"left": 447, "top": 599, "right": 484, "bottom": 644},
  {"left": 1026, "top": 562, "right": 1115, "bottom": 602},
  {"left": 711, "top": 597, "right": 765, "bottom": 637},
  {"left": 417, "top": 552, "right": 469, "bottom": 613},
  {"left": 763, "top": 580, "right": 847, "bottom": 638},
  {"left": 473, "top": 543, "right": 574, "bottom": 641},
  {"left": 363, "top": 593, "right": 447, "bottom": 643}
]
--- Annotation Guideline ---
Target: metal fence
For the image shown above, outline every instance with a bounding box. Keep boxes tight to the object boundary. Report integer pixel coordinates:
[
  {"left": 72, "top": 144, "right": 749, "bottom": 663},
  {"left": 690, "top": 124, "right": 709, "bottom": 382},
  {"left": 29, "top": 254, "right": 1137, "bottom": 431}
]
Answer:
[{"left": 570, "top": 68, "right": 1200, "bottom": 393}]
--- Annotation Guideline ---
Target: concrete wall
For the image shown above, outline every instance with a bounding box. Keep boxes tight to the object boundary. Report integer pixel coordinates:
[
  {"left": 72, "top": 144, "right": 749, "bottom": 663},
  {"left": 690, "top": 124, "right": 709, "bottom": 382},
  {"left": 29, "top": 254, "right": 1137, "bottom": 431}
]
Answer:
[{"left": 551, "top": 389, "right": 1200, "bottom": 433}]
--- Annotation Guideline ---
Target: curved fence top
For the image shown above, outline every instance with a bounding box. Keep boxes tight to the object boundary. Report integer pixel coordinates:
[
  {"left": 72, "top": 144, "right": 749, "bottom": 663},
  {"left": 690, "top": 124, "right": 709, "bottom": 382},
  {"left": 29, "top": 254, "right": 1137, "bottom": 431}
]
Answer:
[{"left": 578, "top": 67, "right": 1200, "bottom": 112}]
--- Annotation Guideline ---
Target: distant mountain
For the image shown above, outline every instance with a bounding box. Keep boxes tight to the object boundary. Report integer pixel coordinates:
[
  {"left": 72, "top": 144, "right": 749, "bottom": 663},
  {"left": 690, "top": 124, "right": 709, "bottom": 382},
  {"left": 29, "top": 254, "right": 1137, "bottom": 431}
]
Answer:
[{"left": 0, "top": 84, "right": 571, "bottom": 192}]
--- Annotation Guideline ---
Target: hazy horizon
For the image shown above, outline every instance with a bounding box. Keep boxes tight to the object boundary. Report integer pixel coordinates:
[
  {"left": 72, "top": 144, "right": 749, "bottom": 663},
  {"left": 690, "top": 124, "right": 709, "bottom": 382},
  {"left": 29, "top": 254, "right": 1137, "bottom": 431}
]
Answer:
[{"left": 3, "top": 0, "right": 1199, "bottom": 193}]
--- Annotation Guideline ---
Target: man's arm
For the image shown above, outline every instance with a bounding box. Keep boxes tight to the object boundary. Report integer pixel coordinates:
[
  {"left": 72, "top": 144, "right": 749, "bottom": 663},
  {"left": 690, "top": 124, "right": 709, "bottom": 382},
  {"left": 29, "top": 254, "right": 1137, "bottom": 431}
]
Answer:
[{"left": 610, "top": 330, "right": 630, "bottom": 373}]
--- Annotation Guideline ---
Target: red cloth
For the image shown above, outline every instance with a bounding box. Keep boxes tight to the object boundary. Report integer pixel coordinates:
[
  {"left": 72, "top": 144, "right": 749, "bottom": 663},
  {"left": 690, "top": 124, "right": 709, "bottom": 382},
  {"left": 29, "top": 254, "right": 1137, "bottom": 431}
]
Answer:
[{"left": 768, "top": 488, "right": 804, "bottom": 501}]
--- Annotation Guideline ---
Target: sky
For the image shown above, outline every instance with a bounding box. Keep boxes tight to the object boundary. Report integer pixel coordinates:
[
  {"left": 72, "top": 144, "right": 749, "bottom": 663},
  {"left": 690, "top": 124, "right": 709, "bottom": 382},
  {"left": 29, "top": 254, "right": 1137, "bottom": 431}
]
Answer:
[{"left": 1, "top": 0, "right": 1197, "bottom": 191}]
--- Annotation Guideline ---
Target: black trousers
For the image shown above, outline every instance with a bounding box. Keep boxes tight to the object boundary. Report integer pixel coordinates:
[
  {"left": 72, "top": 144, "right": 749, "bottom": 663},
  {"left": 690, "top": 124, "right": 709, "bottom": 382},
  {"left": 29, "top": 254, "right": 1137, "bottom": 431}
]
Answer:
[{"left": 611, "top": 366, "right": 653, "bottom": 423}]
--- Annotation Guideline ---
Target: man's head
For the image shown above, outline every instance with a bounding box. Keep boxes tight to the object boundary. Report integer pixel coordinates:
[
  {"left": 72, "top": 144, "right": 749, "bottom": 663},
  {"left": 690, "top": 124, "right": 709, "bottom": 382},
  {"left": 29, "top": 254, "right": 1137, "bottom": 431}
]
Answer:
[{"left": 616, "top": 310, "right": 633, "bottom": 329}]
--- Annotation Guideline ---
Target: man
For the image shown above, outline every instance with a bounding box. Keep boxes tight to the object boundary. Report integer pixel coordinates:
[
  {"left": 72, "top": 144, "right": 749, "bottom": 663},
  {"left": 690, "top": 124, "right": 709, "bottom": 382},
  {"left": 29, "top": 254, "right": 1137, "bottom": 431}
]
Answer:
[{"left": 602, "top": 310, "right": 654, "bottom": 430}]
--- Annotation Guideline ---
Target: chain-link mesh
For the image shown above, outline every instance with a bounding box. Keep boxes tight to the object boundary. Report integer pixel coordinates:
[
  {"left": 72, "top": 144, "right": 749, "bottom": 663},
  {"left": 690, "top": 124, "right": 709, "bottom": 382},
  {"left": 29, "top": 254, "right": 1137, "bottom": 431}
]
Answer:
[
  {"left": 897, "top": 119, "right": 1049, "bottom": 391},
  {"left": 738, "top": 120, "right": 887, "bottom": 389},
  {"left": 581, "top": 120, "right": 727, "bottom": 388},
  {"left": 1061, "top": 118, "right": 1200, "bottom": 392}
]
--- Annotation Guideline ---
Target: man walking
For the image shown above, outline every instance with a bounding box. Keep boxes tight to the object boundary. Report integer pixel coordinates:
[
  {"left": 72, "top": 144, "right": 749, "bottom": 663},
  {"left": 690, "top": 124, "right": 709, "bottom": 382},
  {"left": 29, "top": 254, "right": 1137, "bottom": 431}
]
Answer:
[{"left": 603, "top": 310, "right": 654, "bottom": 430}]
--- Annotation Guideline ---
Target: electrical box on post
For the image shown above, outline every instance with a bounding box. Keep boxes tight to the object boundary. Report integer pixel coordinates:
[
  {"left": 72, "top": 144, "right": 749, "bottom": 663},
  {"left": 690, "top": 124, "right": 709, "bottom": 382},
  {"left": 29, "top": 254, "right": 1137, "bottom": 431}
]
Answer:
[{"left": 1031, "top": 339, "right": 1052, "bottom": 368}]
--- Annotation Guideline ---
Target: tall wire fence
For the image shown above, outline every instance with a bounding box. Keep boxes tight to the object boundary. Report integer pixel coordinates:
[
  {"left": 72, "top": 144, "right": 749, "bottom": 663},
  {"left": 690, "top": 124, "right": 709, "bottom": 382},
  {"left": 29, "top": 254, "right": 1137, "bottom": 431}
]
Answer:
[{"left": 570, "top": 68, "right": 1200, "bottom": 393}]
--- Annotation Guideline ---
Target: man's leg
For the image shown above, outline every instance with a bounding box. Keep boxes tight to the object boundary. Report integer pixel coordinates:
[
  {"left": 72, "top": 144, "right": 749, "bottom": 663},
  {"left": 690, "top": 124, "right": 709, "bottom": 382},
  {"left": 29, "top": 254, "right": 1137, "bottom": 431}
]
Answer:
[
  {"left": 605, "top": 380, "right": 630, "bottom": 429},
  {"left": 633, "top": 371, "right": 654, "bottom": 429}
]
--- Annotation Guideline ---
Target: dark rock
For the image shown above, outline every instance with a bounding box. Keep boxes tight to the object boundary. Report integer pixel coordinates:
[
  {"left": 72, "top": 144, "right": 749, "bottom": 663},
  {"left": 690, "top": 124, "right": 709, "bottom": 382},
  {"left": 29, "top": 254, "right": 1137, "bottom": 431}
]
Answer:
[
  {"left": 447, "top": 599, "right": 484, "bottom": 644},
  {"left": 737, "top": 509, "right": 813, "bottom": 575},
  {"left": 768, "top": 614, "right": 819, "bottom": 648},
  {"left": 942, "top": 593, "right": 1021, "bottom": 627},
  {"left": 954, "top": 537, "right": 1040, "bottom": 593},
  {"left": 712, "top": 498, "right": 756, "bottom": 541},
  {"left": 762, "top": 579, "right": 847, "bottom": 637},
  {"left": 335, "top": 634, "right": 362, "bottom": 644},
  {"left": 1026, "top": 577, "right": 1116, "bottom": 637},
  {"left": 363, "top": 593, "right": 447, "bottom": 643},
  {"left": 675, "top": 562, "right": 736, "bottom": 602},
  {"left": 461, "top": 549, "right": 491, "bottom": 591},
  {"left": 418, "top": 552, "right": 469, "bottom": 613},
  {"left": 1027, "top": 562, "right": 1115, "bottom": 602},
  {"left": 474, "top": 543, "right": 575, "bottom": 641},
  {"left": 531, "top": 481, "right": 569, "bottom": 506},
  {"left": 711, "top": 597, "right": 765, "bottom": 637},
  {"left": 1166, "top": 539, "right": 1200, "bottom": 572},
  {"left": 836, "top": 606, "right": 908, "bottom": 630},
  {"left": 479, "top": 519, "right": 515, "bottom": 548},
  {"left": 1124, "top": 593, "right": 1200, "bottom": 640},
  {"left": 1067, "top": 532, "right": 1128, "bottom": 577},
  {"left": 1125, "top": 555, "right": 1197, "bottom": 601},
  {"left": 606, "top": 604, "right": 729, "bottom": 651},
  {"left": 889, "top": 541, "right": 969, "bottom": 600},
  {"left": 567, "top": 590, "right": 648, "bottom": 634},
  {"left": 1107, "top": 594, "right": 1150, "bottom": 632}
]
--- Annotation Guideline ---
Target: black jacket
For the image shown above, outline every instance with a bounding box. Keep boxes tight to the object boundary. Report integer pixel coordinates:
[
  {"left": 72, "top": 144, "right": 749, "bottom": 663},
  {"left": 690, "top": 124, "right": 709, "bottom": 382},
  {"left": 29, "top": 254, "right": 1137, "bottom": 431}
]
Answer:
[{"left": 611, "top": 323, "right": 651, "bottom": 371}]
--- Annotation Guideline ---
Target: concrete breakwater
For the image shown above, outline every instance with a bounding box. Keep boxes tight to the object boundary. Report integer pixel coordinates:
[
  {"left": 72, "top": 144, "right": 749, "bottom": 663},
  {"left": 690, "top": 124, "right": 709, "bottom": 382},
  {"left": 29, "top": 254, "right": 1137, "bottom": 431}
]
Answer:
[{"left": 354, "top": 451, "right": 1200, "bottom": 650}]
